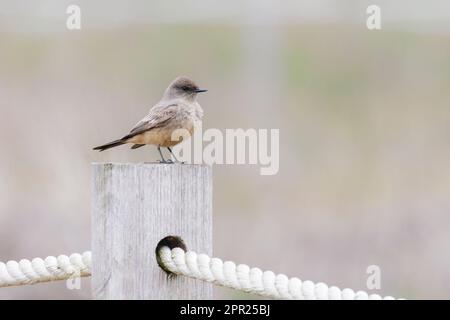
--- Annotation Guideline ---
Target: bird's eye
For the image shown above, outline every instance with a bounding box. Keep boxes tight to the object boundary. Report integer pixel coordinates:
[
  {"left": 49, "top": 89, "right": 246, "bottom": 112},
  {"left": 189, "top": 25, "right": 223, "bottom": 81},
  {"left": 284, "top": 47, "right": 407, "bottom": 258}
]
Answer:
[{"left": 179, "top": 85, "right": 193, "bottom": 92}]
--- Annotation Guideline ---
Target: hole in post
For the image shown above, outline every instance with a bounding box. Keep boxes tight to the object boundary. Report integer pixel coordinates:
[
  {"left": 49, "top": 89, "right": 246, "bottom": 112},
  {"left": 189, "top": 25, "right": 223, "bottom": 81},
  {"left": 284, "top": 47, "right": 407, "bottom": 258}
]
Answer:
[{"left": 155, "top": 235, "right": 187, "bottom": 276}]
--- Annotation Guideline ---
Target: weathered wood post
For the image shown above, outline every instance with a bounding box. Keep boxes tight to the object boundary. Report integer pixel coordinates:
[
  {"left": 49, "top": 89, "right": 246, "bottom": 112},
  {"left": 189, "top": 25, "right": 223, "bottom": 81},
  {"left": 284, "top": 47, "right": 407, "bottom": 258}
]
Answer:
[{"left": 91, "top": 163, "right": 213, "bottom": 299}]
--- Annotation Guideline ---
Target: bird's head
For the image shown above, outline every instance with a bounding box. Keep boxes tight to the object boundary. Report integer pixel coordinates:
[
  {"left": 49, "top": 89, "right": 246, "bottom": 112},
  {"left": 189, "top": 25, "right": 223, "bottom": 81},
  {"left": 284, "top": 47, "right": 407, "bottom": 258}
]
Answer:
[{"left": 164, "top": 76, "right": 207, "bottom": 101}]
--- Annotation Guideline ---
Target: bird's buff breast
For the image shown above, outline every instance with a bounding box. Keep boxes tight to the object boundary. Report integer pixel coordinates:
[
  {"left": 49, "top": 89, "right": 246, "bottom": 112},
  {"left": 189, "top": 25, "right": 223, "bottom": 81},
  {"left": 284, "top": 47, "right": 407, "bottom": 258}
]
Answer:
[{"left": 129, "top": 122, "right": 195, "bottom": 147}]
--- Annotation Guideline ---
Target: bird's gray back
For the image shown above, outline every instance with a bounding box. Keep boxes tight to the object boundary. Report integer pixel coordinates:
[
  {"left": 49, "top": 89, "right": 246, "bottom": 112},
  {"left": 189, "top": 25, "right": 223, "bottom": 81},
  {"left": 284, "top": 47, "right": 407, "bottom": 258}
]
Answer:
[{"left": 126, "top": 98, "right": 202, "bottom": 139}]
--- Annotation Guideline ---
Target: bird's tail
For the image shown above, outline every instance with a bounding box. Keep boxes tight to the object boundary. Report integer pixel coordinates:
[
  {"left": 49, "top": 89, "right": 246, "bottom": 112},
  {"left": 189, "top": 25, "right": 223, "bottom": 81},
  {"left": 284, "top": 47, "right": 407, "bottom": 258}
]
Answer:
[{"left": 93, "top": 139, "right": 125, "bottom": 151}]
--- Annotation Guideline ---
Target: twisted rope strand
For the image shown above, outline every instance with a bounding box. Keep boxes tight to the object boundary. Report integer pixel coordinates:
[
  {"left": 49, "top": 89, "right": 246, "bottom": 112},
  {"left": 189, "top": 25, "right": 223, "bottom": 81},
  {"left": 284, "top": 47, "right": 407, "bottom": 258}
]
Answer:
[
  {"left": 0, "top": 248, "right": 400, "bottom": 300},
  {"left": 158, "top": 246, "right": 399, "bottom": 300},
  {"left": 0, "top": 252, "right": 91, "bottom": 288}
]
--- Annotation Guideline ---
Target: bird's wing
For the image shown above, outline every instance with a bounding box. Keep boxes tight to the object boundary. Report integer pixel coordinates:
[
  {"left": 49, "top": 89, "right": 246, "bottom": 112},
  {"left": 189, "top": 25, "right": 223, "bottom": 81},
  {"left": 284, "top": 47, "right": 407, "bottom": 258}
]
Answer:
[{"left": 122, "top": 103, "right": 180, "bottom": 140}]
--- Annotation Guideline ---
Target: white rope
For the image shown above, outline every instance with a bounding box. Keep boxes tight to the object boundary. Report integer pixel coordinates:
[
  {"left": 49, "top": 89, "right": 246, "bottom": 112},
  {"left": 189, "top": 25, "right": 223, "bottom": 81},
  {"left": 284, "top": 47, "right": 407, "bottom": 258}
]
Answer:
[
  {"left": 0, "top": 248, "right": 401, "bottom": 300},
  {"left": 0, "top": 252, "right": 91, "bottom": 288},
  {"left": 158, "top": 246, "right": 400, "bottom": 300}
]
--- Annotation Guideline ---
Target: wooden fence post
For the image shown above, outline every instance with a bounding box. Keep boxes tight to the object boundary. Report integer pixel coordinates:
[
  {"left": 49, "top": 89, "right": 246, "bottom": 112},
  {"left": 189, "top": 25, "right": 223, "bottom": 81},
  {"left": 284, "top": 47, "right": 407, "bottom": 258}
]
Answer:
[{"left": 91, "top": 163, "right": 213, "bottom": 299}]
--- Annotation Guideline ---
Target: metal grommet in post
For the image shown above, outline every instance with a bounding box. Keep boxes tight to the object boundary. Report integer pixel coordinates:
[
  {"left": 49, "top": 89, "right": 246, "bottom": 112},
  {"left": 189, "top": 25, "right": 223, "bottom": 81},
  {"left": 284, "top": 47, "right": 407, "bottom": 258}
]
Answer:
[{"left": 155, "top": 235, "right": 187, "bottom": 276}]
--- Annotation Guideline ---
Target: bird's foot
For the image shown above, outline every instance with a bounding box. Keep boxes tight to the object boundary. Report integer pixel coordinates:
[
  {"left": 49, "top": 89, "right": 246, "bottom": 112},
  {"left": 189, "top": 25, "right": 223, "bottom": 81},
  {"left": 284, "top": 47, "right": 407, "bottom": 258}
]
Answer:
[
  {"left": 157, "top": 159, "right": 174, "bottom": 164},
  {"left": 170, "top": 159, "right": 186, "bottom": 164}
]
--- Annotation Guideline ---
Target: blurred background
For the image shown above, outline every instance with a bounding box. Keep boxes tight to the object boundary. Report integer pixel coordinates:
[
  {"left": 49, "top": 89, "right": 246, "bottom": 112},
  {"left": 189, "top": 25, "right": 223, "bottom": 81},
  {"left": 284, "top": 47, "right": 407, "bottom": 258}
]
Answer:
[{"left": 1, "top": 0, "right": 450, "bottom": 299}]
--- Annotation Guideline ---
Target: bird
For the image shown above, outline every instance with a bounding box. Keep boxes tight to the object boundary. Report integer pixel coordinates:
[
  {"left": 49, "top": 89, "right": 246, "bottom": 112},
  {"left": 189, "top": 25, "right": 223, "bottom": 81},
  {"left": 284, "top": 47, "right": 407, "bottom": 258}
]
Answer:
[{"left": 93, "top": 76, "right": 207, "bottom": 163}]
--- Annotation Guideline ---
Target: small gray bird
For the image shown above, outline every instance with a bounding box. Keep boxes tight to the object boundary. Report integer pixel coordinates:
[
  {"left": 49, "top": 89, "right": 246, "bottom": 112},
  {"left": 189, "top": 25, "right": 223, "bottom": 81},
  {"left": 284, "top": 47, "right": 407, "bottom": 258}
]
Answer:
[{"left": 93, "top": 76, "right": 207, "bottom": 163}]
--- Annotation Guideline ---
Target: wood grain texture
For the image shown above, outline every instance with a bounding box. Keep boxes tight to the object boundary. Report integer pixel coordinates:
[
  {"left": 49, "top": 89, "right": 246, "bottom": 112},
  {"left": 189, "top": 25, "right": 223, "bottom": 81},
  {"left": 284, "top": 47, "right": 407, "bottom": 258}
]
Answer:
[{"left": 91, "top": 163, "right": 213, "bottom": 299}]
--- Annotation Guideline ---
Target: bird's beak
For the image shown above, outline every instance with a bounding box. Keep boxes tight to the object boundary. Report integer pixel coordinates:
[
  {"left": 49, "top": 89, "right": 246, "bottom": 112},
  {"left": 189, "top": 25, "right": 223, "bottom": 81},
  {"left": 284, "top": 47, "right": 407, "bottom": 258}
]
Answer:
[{"left": 195, "top": 88, "right": 208, "bottom": 93}]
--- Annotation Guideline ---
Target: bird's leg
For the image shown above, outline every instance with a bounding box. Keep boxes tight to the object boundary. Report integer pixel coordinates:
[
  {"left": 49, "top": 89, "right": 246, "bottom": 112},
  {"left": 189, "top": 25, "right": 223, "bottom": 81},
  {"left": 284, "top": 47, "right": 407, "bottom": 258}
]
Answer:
[
  {"left": 167, "top": 147, "right": 183, "bottom": 164},
  {"left": 157, "top": 145, "right": 168, "bottom": 163}
]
